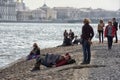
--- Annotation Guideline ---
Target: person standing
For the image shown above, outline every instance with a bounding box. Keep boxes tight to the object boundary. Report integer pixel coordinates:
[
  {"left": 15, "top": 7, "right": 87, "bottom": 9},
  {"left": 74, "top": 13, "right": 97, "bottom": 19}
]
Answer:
[
  {"left": 69, "top": 29, "right": 74, "bottom": 41},
  {"left": 112, "top": 18, "right": 118, "bottom": 43},
  {"left": 97, "top": 19, "right": 105, "bottom": 43},
  {"left": 81, "top": 18, "right": 94, "bottom": 64},
  {"left": 104, "top": 20, "right": 116, "bottom": 50}
]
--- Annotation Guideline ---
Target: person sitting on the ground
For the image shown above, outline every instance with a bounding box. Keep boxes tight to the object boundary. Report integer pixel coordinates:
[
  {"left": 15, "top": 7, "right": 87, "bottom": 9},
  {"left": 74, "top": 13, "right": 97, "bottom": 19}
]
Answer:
[
  {"left": 63, "top": 29, "right": 69, "bottom": 39},
  {"left": 62, "top": 36, "right": 72, "bottom": 46},
  {"left": 62, "top": 30, "right": 72, "bottom": 46},
  {"left": 31, "top": 53, "right": 76, "bottom": 71},
  {"left": 69, "top": 29, "right": 74, "bottom": 41},
  {"left": 27, "top": 43, "right": 40, "bottom": 60},
  {"left": 73, "top": 35, "right": 80, "bottom": 45}
]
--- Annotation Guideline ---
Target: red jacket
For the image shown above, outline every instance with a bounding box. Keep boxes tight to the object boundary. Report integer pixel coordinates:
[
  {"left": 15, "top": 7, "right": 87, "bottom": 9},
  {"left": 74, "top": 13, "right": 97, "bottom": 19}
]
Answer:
[
  {"left": 104, "top": 25, "right": 116, "bottom": 37},
  {"left": 55, "top": 58, "right": 67, "bottom": 67}
]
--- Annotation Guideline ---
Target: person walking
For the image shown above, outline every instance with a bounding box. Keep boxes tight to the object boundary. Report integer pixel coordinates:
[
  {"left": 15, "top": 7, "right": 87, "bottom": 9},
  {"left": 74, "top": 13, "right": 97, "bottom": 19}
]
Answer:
[
  {"left": 104, "top": 20, "right": 116, "bottom": 50},
  {"left": 97, "top": 19, "right": 105, "bottom": 43},
  {"left": 112, "top": 18, "right": 118, "bottom": 43},
  {"left": 81, "top": 18, "right": 94, "bottom": 64}
]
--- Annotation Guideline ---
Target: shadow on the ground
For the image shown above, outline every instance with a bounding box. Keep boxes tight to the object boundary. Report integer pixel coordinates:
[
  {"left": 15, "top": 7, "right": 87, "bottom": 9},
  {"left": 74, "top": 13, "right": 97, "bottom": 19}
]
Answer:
[{"left": 58, "top": 64, "right": 106, "bottom": 72}]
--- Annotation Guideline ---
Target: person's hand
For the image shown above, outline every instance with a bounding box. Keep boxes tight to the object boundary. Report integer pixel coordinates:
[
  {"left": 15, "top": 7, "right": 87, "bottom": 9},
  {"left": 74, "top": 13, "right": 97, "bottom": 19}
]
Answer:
[{"left": 88, "top": 39, "right": 92, "bottom": 45}]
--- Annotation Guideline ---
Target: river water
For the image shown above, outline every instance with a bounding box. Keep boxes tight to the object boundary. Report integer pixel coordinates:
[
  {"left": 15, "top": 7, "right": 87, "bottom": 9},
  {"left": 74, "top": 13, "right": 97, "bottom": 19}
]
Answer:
[{"left": 0, "top": 23, "right": 120, "bottom": 68}]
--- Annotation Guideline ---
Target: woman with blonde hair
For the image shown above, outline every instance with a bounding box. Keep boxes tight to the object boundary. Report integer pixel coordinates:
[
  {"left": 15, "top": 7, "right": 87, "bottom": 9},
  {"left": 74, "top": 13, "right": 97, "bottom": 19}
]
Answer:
[{"left": 80, "top": 18, "right": 94, "bottom": 64}]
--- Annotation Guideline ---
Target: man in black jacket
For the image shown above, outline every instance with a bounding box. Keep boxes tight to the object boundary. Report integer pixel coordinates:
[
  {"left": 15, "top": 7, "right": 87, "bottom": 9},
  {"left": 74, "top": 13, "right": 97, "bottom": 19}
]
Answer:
[
  {"left": 112, "top": 18, "right": 118, "bottom": 43},
  {"left": 81, "top": 18, "right": 94, "bottom": 64}
]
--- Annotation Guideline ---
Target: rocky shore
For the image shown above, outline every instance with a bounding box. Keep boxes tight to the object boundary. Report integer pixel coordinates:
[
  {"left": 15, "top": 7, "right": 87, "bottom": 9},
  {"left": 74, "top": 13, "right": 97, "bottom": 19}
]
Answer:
[{"left": 0, "top": 41, "right": 120, "bottom": 80}]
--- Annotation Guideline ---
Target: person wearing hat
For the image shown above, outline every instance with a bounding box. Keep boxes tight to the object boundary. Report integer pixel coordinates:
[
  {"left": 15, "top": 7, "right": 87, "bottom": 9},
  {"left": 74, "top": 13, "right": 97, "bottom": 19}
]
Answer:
[
  {"left": 104, "top": 20, "right": 116, "bottom": 50},
  {"left": 80, "top": 18, "right": 94, "bottom": 64}
]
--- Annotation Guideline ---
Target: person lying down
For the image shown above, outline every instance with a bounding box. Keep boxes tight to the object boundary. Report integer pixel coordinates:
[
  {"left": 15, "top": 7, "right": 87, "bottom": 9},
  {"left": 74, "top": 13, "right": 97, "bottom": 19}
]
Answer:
[{"left": 31, "top": 53, "right": 76, "bottom": 71}]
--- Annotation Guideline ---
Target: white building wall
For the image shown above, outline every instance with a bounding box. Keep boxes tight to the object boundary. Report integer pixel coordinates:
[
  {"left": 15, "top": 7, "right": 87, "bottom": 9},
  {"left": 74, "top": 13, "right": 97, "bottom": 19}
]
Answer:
[{"left": 0, "top": 0, "right": 17, "bottom": 21}]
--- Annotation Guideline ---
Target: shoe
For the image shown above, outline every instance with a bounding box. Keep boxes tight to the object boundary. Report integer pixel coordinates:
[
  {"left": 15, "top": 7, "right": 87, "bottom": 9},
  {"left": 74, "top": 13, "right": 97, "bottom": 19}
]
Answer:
[
  {"left": 114, "top": 41, "right": 118, "bottom": 43},
  {"left": 81, "top": 62, "right": 90, "bottom": 65},
  {"left": 31, "top": 67, "right": 40, "bottom": 72}
]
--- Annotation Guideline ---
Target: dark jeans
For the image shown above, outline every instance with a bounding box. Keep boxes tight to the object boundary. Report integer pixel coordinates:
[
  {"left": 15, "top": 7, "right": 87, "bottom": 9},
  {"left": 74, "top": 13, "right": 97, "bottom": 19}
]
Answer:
[
  {"left": 82, "top": 40, "right": 91, "bottom": 63},
  {"left": 98, "top": 30, "right": 103, "bottom": 43},
  {"left": 107, "top": 36, "right": 113, "bottom": 49},
  {"left": 35, "top": 54, "right": 52, "bottom": 68},
  {"left": 114, "top": 31, "right": 118, "bottom": 43}
]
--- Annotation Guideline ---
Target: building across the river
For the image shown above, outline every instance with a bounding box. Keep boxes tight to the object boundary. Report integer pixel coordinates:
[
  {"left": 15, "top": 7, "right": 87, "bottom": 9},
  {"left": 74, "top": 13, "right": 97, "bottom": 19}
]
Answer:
[{"left": 0, "top": 0, "right": 16, "bottom": 21}]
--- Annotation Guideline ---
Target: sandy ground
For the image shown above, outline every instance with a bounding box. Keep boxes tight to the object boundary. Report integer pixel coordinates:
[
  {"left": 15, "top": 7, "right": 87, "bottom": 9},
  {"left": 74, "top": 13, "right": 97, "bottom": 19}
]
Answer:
[{"left": 0, "top": 41, "right": 120, "bottom": 80}]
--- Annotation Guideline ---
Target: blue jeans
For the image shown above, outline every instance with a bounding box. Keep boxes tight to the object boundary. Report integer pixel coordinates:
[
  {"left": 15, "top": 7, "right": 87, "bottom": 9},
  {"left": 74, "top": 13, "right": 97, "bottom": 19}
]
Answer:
[
  {"left": 82, "top": 40, "right": 91, "bottom": 63},
  {"left": 107, "top": 36, "right": 113, "bottom": 49}
]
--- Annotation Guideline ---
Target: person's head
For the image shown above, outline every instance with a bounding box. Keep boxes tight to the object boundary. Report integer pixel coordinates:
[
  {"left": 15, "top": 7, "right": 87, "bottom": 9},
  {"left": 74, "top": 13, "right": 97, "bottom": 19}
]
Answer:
[
  {"left": 99, "top": 19, "right": 103, "bottom": 23},
  {"left": 108, "top": 20, "right": 112, "bottom": 26},
  {"left": 64, "top": 29, "right": 67, "bottom": 32},
  {"left": 83, "top": 18, "right": 91, "bottom": 24},
  {"left": 74, "top": 35, "right": 78, "bottom": 39},
  {"left": 64, "top": 53, "right": 71, "bottom": 60},
  {"left": 69, "top": 29, "right": 72, "bottom": 32},
  {"left": 112, "top": 18, "right": 116, "bottom": 22},
  {"left": 33, "top": 43, "right": 38, "bottom": 48}
]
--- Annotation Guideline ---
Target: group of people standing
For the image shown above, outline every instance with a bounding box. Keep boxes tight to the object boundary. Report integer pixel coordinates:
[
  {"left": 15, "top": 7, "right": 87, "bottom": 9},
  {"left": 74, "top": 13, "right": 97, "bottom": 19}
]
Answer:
[
  {"left": 97, "top": 18, "right": 119, "bottom": 49},
  {"left": 81, "top": 18, "right": 119, "bottom": 64}
]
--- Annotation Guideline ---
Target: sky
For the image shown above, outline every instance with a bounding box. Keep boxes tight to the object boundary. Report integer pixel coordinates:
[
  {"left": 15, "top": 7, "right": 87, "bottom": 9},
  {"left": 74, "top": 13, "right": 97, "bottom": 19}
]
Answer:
[{"left": 23, "top": 0, "right": 120, "bottom": 11}]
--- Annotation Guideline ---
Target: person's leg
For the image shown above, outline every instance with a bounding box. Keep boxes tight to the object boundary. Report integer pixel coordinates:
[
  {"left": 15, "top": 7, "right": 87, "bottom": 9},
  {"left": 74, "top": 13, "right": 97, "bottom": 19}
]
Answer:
[
  {"left": 31, "top": 55, "right": 46, "bottom": 71},
  {"left": 115, "top": 31, "right": 118, "bottom": 43},
  {"left": 101, "top": 31, "right": 104, "bottom": 43},
  {"left": 107, "top": 36, "right": 111, "bottom": 50},
  {"left": 99, "top": 31, "right": 102, "bottom": 43},
  {"left": 98, "top": 31, "right": 101, "bottom": 43},
  {"left": 81, "top": 40, "right": 87, "bottom": 64},
  {"left": 110, "top": 36, "right": 113, "bottom": 49},
  {"left": 86, "top": 42, "right": 91, "bottom": 64},
  {"left": 31, "top": 58, "right": 41, "bottom": 71}
]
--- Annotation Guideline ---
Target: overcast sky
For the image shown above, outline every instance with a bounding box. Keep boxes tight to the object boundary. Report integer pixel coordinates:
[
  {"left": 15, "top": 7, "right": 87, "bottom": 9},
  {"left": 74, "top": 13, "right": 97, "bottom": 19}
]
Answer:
[{"left": 23, "top": 0, "right": 120, "bottom": 11}]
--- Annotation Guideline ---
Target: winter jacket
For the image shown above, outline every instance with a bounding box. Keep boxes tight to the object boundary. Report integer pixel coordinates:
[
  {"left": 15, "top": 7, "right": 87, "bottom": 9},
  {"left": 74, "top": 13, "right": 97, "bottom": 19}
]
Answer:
[
  {"left": 104, "top": 25, "right": 116, "bottom": 37},
  {"left": 81, "top": 23, "right": 94, "bottom": 40}
]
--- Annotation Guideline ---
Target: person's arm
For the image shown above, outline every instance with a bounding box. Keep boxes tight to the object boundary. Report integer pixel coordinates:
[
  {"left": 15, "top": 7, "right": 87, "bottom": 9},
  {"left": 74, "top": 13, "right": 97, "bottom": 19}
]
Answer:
[
  {"left": 90, "top": 26, "right": 94, "bottom": 40},
  {"left": 104, "top": 26, "right": 108, "bottom": 37}
]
